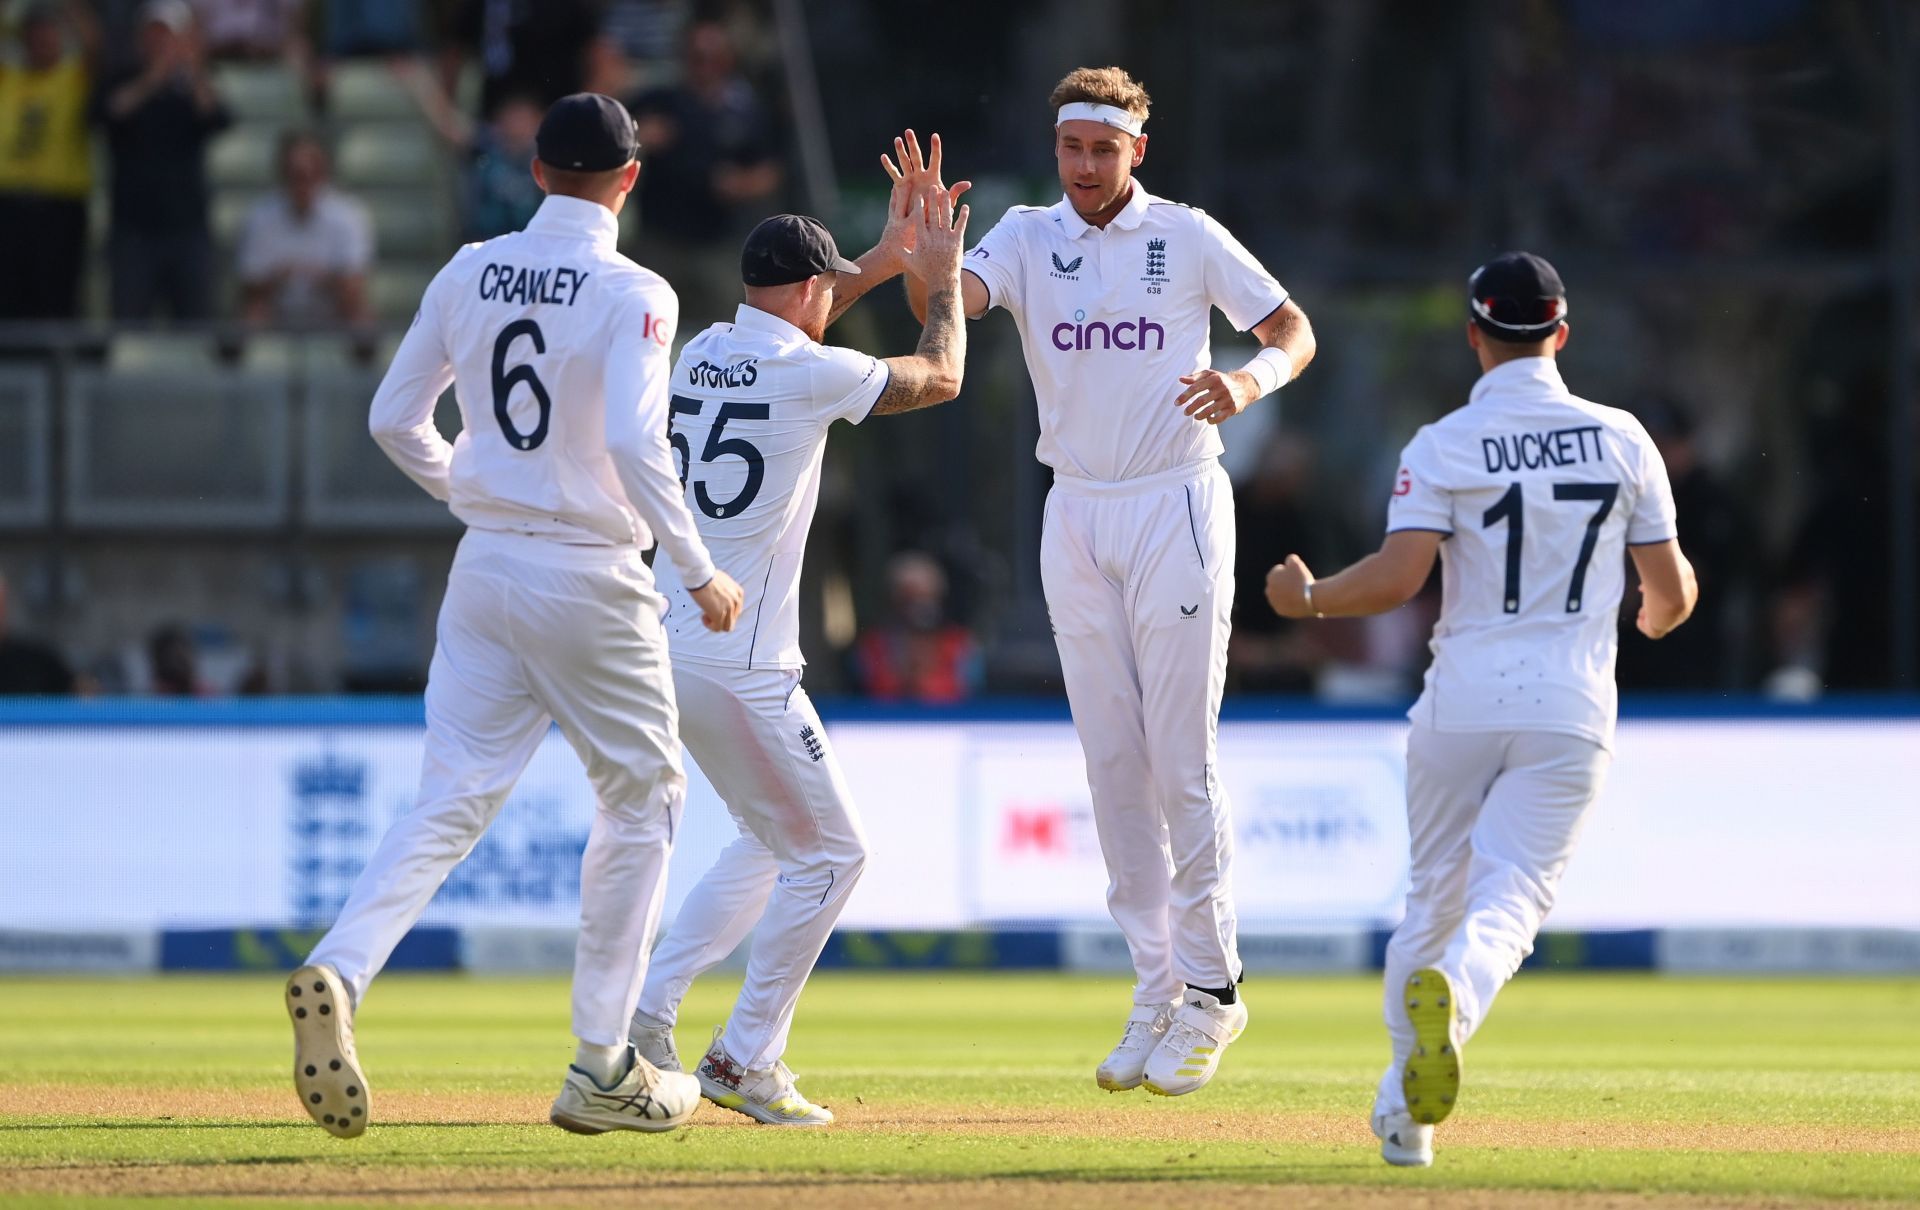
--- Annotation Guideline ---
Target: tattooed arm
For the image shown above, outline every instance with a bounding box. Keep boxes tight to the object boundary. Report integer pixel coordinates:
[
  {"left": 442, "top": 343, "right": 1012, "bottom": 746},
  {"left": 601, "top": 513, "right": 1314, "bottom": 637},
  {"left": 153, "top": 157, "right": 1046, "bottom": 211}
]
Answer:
[{"left": 872, "top": 187, "right": 971, "bottom": 416}]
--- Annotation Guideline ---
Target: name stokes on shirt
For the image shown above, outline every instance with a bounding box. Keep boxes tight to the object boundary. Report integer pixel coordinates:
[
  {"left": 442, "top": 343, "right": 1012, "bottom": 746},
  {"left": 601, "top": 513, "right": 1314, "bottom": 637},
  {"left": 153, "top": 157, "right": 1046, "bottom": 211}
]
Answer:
[
  {"left": 477, "top": 261, "right": 590, "bottom": 306},
  {"left": 1481, "top": 424, "right": 1605, "bottom": 474},
  {"left": 686, "top": 357, "right": 760, "bottom": 389}
]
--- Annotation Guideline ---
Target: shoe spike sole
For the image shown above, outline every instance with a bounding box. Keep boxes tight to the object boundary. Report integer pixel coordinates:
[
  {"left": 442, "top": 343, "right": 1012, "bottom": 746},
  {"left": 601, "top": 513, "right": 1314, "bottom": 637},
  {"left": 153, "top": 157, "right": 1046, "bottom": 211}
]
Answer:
[
  {"left": 286, "top": 964, "right": 368, "bottom": 1139},
  {"left": 1402, "top": 966, "right": 1461, "bottom": 1127}
]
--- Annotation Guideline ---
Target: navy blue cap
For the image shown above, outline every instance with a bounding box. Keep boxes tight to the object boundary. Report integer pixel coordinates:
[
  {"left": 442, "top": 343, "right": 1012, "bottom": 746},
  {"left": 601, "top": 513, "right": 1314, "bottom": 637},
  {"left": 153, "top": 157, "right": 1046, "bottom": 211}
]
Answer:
[
  {"left": 740, "top": 215, "right": 860, "bottom": 287},
  {"left": 1468, "top": 251, "right": 1568, "bottom": 343},
  {"left": 536, "top": 93, "right": 638, "bottom": 173}
]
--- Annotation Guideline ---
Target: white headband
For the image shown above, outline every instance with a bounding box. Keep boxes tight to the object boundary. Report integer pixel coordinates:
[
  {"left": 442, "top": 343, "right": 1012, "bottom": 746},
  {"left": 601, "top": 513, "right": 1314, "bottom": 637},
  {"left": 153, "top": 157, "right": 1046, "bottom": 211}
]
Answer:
[{"left": 1055, "top": 102, "right": 1144, "bottom": 137}]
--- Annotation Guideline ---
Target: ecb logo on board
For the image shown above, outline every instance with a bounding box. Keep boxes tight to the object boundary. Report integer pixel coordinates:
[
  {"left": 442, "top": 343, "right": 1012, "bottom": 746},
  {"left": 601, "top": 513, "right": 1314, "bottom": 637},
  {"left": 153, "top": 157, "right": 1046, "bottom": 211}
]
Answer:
[
  {"left": 439, "top": 791, "right": 588, "bottom": 911},
  {"left": 289, "top": 753, "right": 371, "bottom": 927}
]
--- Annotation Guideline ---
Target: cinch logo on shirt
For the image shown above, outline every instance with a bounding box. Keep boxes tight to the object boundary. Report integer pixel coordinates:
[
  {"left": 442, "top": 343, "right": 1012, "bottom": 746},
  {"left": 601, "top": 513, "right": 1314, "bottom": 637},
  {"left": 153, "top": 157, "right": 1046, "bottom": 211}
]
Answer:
[{"left": 1051, "top": 309, "right": 1166, "bottom": 352}]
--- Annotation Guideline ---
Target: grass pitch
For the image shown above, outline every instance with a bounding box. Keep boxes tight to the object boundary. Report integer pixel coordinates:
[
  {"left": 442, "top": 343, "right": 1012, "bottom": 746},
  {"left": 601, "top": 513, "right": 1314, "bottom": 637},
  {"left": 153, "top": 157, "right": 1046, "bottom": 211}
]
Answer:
[{"left": 1, "top": 972, "right": 1916, "bottom": 1207}]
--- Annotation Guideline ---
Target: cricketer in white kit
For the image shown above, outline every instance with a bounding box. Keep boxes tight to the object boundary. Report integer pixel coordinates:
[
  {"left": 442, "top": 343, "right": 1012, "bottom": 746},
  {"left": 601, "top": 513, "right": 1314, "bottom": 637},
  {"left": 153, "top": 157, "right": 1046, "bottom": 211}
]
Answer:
[
  {"left": 896, "top": 67, "right": 1317, "bottom": 1096},
  {"left": 284, "top": 94, "right": 747, "bottom": 1141},
  {"left": 626, "top": 176, "right": 973, "bottom": 1125},
  {"left": 1267, "top": 252, "right": 1699, "bottom": 1167}
]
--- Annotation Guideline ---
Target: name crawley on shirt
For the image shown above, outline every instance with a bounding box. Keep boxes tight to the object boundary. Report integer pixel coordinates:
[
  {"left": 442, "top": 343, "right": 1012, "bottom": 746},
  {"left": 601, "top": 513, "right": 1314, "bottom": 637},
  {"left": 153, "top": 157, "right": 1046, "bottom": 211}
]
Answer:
[
  {"left": 1481, "top": 424, "right": 1605, "bottom": 474},
  {"left": 477, "top": 261, "right": 592, "bottom": 307}
]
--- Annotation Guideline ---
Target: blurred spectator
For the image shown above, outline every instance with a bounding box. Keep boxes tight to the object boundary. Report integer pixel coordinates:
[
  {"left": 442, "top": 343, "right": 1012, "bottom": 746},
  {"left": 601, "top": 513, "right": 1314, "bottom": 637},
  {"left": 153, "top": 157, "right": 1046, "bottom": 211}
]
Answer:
[
  {"left": 237, "top": 129, "right": 373, "bottom": 328},
  {"left": 95, "top": 0, "right": 230, "bottom": 322},
  {"left": 305, "top": 0, "right": 425, "bottom": 115},
  {"left": 1616, "top": 397, "right": 1754, "bottom": 691},
  {"left": 1766, "top": 289, "right": 1919, "bottom": 694},
  {"left": 0, "top": 0, "right": 99, "bottom": 321},
  {"left": 854, "top": 552, "right": 980, "bottom": 704},
  {"left": 1229, "top": 431, "right": 1370, "bottom": 692},
  {"left": 191, "top": 0, "right": 302, "bottom": 61},
  {"left": 599, "top": 0, "right": 685, "bottom": 93},
  {"left": 147, "top": 622, "right": 202, "bottom": 696},
  {"left": 320, "top": 0, "right": 423, "bottom": 58},
  {"left": 460, "top": 93, "right": 543, "bottom": 240},
  {"left": 412, "top": 83, "right": 544, "bottom": 242},
  {"left": 1769, "top": 437, "right": 1918, "bottom": 695},
  {"left": 627, "top": 18, "right": 782, "bottom": 332},
  {"left": 439, "top": 0, "right": 619, "bottom": 118},
  {"left": 0, "top": 572, "right": 75, "bottom": 695}
]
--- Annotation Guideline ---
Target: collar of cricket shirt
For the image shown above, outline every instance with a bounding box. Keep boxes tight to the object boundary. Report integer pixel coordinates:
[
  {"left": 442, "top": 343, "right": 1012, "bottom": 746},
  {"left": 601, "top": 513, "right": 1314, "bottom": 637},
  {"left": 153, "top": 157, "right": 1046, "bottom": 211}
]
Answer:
[
  {"left": 525, "top": 194, "right": 621, "bottom": 249},
  {"left": 1055, "top": 179, "right": 1154, "bottom": 240},
  {"left": 732, "top": 303, "right": 811, "bottom": 345},
  {"left": 1469, "top": 355, "right": 1568, "bottom": 406}
]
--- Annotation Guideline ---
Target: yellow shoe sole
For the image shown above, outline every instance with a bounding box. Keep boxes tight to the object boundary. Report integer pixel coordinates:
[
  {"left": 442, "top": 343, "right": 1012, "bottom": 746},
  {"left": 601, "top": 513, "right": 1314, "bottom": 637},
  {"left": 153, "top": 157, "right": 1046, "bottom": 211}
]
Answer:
[{"left": 1402, "top": 967, "right": 1460, "bottom": 1126}]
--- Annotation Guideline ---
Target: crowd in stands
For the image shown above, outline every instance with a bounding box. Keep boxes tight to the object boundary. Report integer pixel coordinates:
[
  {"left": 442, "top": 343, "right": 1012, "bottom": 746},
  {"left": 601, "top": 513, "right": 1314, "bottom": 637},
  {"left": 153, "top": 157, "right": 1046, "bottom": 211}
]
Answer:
[
  {"left": 0, "top": 0, "right": 782, "bottom": 336},
  {"left": 0, "top": 0, "right": 1911, "bottom": 700}
]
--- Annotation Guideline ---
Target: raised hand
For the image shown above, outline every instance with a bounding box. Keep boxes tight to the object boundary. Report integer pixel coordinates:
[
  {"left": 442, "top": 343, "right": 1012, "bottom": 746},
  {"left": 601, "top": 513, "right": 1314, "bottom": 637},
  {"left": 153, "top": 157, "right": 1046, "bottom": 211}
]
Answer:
[
  {"left": 875, "top": 158, "right": 919, "bottom": 266},
  {"left": 906, "top": 183, "right": 971, "bottom": 284},
  {"left": 880, "top": 130, "right": 972, "bottom": 261}
]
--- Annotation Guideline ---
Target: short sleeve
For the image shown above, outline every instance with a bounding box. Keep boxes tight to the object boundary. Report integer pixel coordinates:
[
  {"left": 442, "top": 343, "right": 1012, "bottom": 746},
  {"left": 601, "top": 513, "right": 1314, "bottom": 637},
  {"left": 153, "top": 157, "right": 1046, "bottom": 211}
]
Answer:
[
  {"left": 1627, "top": 427, "right": 1680, "bottom": 544},
  {"left": 236, "top": 202, "right": 275, "bottom": 282},
  {"left": 811, "top": 343, "right": 889, "bottom": 426},
  {"left": 1386, "top": 428, "right": 1454, "bottom": 535},
  {"left": 1199, "top": 213, "right": 1289, "bottom": 332},
  {"left": 962, "top": 209, "right": 1025, "bottom": 319},
  {"left": 336, "top": 199, "right": 374, "bottom": 271}
]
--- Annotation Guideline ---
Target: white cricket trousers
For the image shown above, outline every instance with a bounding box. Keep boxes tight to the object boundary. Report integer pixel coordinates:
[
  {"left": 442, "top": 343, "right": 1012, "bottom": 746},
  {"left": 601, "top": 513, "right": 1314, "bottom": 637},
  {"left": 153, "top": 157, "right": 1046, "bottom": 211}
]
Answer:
[
  {"left": 1041, "top": 457, "right": 1240, "bottom": 1005},
  {"left": 309, "top": 529, "right": 687, "bottom": 1048},
  {"left": 1373, "top": 723, "right": 1611, "bottom": 1116},
  {"left": 633, "top": 663, "right": 868, "bottom": 1071}
]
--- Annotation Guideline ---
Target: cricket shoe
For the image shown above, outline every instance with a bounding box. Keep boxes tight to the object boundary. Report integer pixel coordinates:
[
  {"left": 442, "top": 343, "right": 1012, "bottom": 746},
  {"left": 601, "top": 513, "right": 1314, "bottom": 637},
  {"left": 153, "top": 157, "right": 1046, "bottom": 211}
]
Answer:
[
  {"left": 1372, "top": 1109, "right": 1434, "bottom": 1167},
  {"left": 1141, "top": 989, "right": 1248, "bottom": 1097},
  {"left": 286, "top": 964, "right": 369, "bottom": 1138},
  {"left": 629, "top": 1018, "right": 682, "bottom": 1072},
  {"left": 1094, "top": 1002, "right": 1176, "bottom": 1091},
  {"left": 1402, "top": 966, "right": 1462, "bottom": 1125},
  {"left": 695, "top": 1029, "right": 834, "bottom": 1126},
  {"left": 549, "top": 1048, "right": 700, "bottom": 1135}
]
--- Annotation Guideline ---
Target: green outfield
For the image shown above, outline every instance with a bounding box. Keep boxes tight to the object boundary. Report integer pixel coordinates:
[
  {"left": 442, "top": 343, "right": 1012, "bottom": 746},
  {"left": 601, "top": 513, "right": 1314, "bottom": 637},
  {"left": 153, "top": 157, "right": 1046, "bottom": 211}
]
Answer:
[{"left": 1, "top": 972, "right": 1915, "bottom": 1207}]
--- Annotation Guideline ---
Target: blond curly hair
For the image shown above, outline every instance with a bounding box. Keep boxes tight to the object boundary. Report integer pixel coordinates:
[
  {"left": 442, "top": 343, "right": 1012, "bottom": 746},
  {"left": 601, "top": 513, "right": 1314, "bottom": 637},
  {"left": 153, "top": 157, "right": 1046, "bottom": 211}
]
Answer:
[{"left": 1048, "top": 66, "right": 1151, "bottom": 123}]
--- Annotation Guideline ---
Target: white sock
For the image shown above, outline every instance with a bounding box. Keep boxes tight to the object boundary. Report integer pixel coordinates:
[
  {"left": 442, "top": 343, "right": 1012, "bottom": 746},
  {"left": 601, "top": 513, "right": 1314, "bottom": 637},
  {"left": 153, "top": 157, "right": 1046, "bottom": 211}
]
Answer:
[{"left": 573, "top": 1041, "right": 630, "bottom": 1086}]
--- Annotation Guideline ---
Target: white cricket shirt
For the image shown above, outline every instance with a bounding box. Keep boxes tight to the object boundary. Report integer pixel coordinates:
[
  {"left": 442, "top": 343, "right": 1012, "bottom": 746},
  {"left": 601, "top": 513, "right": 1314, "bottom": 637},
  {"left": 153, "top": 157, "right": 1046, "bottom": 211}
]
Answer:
[
  {"left": 963, "top": 181, "right": 1289, "bottom": 483},
  {"left": 368, "top": 194, "right": 715, "bottom": 589},
  {"left": 1388, "top": 357, "right": 1679, "bottom": 749},
  {"left": 654, "top": 305, "right": 889, "bottom": 669},
  {"left": 236, "top": 186, "right": 374, "bottom": 323}
]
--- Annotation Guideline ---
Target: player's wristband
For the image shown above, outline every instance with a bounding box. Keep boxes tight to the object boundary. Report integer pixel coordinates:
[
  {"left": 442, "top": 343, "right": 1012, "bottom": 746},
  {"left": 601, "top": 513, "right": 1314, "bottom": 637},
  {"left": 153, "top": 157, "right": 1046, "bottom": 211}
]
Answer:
[
  {"left": 1303, "top": 579, "right": 1324, "bottom": 618},
  {"left": 1240, "top": 346, "right": 1294, "bottom": 398}
]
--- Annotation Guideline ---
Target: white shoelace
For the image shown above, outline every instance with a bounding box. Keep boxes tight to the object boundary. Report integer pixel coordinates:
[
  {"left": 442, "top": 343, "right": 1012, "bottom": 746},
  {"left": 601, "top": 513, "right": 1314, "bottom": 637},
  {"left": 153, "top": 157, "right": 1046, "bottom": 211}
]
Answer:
[{"left": 1116, "top": 1013, "right": 1167, "bottom": 1052}]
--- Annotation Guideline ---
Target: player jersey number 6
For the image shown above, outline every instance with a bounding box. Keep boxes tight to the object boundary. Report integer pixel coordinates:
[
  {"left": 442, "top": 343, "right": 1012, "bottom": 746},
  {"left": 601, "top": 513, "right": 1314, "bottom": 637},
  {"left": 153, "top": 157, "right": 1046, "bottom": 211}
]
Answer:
[{"left": 493, "top": 319, "right": 552, "bottom": 451}]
